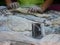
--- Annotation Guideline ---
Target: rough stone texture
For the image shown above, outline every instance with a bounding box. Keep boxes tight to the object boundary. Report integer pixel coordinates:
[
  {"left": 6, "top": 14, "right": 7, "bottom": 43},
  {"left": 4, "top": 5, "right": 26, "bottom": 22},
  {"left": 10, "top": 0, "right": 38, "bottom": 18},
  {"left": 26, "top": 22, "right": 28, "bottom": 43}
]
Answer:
[
  {"left": 0, "top": 15, "right": 34, "bottom": 32},
  {"left": 39, "top": 34, "right": 60, "bottom": 45},
  {"left": 0, "top": 41, "right": 31, "bottom": 45},
  {"left": 0, "top": 41, "right": 11, "bottom": 45},
  {"left": 0, "top": 31, "right": 35, "bottom": 45},
  {"left": 0, "top": 9, "right": 60, "bottom": 45}
]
